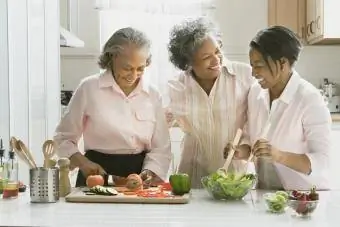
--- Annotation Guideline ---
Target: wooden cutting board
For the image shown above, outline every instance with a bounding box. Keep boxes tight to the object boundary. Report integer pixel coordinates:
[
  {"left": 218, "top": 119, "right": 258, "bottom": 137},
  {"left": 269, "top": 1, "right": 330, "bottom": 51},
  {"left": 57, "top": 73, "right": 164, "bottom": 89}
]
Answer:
[{"left": 65, "top": 187, "right": 191, "bottom": 204}]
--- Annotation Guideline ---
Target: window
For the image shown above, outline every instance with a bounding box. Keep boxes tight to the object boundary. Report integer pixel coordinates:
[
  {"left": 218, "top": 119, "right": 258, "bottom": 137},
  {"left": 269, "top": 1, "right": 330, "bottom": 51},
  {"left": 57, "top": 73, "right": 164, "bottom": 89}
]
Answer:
[{"left": 96, "top": 0, "right": 216, "bottom": 101}]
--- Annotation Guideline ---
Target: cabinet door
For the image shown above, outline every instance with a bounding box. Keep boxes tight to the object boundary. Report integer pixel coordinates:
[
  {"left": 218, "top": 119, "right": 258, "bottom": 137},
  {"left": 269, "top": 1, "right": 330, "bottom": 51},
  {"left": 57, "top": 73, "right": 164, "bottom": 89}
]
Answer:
[
  {"left": 314, "top": 0, "right": 324, "bottom": 39},
  {"left": 268, "top": 0, "right": 305, "bottom": 40},
  {"left": 306, "top": 0, "right": 319, "bottom": 42}
]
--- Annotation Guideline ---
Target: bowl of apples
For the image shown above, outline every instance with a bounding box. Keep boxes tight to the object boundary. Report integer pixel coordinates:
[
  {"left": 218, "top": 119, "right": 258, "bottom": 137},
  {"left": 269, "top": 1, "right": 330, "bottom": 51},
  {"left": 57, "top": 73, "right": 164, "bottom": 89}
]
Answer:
[{"left": 287, "top": 186, "right": 319, "bottom": 217}]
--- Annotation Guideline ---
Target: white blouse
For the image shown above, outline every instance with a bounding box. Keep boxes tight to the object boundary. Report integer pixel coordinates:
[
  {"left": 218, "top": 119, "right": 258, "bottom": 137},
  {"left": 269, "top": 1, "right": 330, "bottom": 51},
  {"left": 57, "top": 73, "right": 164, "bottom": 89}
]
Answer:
[{"left": 246, "top": 71, "right": 332, "bottom": 190}]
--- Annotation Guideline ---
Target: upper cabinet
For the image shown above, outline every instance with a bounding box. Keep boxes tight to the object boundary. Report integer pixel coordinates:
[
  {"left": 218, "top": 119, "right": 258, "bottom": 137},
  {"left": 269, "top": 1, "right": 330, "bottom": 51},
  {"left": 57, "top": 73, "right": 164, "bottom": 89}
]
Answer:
[
  {"left": 268, "top": 0, "right": 306, "bottom": 42},
  {"left": 306, "top": 0, "right": 340, "bottom": 44},
  {"left": 268, "top": 0, "right": 340, "bottom": 45}
]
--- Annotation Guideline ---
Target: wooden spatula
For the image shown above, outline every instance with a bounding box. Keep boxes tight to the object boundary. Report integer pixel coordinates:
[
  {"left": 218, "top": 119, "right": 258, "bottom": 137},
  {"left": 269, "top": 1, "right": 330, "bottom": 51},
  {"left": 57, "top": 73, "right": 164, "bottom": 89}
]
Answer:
[
  {"left": 221, "top": 128, "right": 243, "bottom": 171},
  {"left": 42, "top": 140, "right": 55, "bottom": 168}
]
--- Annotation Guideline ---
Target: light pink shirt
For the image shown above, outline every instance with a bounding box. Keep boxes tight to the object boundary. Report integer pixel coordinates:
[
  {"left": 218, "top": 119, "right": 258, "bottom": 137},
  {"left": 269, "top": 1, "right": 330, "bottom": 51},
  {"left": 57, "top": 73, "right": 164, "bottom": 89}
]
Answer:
[
  {"left": 54, "top": 70, "right": 171, "bottom": 180},
  {"left": 246, "top": 71, "right": 332, "bottom": 190},
  {"left": 167, "top": 58, "right": 255, "bottom": 187}
]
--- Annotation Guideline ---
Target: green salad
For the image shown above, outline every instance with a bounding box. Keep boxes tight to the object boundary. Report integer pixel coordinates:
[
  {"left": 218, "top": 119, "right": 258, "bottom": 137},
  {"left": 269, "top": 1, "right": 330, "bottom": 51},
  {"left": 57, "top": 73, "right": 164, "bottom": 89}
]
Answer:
[{"left": 201, "top": 169, "right": 256, "bottom": 200}]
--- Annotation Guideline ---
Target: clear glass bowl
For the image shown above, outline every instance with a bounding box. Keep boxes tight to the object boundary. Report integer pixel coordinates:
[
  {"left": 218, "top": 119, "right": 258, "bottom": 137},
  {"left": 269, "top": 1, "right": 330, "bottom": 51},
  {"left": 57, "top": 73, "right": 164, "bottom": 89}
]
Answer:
[
  {"left": 201, "top": 175, "right": 256, "bottom": 200},
  {"left": 263, "top": 193, "right": 288, "bottom": 213},
  {"left": 287, "top": 199, "right": 319, "bottom": 217}
]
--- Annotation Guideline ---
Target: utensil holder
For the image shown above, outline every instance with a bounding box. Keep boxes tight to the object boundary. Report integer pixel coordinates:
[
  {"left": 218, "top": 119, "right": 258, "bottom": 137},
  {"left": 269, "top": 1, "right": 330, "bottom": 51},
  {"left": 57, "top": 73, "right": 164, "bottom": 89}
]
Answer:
[{"left": 29, "top": 167, "right": 59, "bottom": 203}]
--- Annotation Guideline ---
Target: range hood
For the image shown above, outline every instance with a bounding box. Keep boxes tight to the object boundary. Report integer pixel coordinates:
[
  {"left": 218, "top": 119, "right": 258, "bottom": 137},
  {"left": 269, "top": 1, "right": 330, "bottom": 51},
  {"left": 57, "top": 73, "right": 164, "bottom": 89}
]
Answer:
[{"left": 60, "top": 26, "right": 84, "bottom": 48}]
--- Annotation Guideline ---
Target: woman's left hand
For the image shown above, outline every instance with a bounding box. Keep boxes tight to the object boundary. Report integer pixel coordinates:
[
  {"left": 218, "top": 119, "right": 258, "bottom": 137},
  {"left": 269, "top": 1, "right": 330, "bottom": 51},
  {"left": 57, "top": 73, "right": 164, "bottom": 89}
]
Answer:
[
  {"left": 252, "top": 139, "right": 281, "bottom": 161},
  {"left": 139, "top": 169, "right": 164, "bottom": 187}
]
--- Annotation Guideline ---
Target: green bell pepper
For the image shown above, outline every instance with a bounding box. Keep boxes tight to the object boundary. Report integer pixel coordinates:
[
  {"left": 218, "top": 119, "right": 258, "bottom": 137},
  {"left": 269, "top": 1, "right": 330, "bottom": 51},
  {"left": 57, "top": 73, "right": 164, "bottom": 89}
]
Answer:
[{"left": 169, "top": 173, "right": 191, "bottom": 195}]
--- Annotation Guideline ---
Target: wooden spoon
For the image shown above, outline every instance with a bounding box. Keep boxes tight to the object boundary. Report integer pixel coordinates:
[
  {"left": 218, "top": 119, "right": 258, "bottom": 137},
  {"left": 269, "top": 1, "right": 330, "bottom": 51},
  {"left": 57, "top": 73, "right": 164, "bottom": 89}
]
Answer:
[
  {"left": 17, "top": 140, "right": 37, "bottom": 168},
  {"left": 42, "top": 140, "right": 55, "bottom": 168},
  {"left": 221, "top": 129, "right": 243, "bottom": 171},
  {"left": 11, "top": 137, "right": 36, "bottom": 169}
]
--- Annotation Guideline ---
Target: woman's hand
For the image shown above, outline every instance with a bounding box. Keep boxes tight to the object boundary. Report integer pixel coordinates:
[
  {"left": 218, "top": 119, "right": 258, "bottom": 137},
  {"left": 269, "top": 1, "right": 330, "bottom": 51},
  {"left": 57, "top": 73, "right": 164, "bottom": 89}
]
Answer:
[
  {"left": 224, "top": 144, "right": 251, "bottom": 160},
  {"left": 165, "top": 109, "right": 174, "bottom": 127},
  {"left": 252, "top": 139, "right": 281, "bottom": 161},
  {"left": 70, "top": 153, "right": 106, "bottom": 177},
  {"left": 139, "top": 169, "right": 164, "bottom": 187}
]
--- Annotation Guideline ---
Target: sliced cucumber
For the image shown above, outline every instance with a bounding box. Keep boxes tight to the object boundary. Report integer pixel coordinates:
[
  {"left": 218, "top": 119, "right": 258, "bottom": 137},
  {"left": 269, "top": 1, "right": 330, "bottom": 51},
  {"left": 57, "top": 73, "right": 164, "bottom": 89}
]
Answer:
[
  {"left": 88, "top": 186, "right": 118, "bottom": 196},
  {"left": 105, "top": 188, "right": 118, "bottom": 195}
]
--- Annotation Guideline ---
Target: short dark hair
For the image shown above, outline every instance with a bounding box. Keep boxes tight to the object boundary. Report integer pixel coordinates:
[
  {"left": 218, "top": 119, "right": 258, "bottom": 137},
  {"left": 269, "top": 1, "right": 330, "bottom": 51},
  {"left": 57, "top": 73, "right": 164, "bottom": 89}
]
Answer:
[
  {"left": 250, "top": 26, "right": 302, "bottom": 68},
  {"left": 168, "top": 17, "right": 222, "bottom": 71},
  {"left": 98, "top": 27, "right": 152, "bottom": 70}
]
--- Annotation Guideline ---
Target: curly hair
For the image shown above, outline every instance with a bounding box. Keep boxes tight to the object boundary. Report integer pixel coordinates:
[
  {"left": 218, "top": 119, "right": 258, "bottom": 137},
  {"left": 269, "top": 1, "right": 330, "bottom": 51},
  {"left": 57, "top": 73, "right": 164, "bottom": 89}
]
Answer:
[
  {"left": 98, "top": 27, "right": 152, "bottom": 70},
  {"left": 168, "top": 17, "right": 223, "bottom": 71}
]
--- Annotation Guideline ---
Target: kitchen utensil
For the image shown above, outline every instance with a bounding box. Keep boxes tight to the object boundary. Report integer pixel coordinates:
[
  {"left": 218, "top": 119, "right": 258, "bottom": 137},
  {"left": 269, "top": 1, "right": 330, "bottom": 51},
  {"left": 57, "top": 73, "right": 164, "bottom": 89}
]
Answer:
[
  {"left": 65, "top": 188, "right": 190, "bottom": 204},
  {"left": 244, "top": 123, "right": 271, "bottom": 173},
  {"left": 16, "top": 140, "right": 37, "bottom": 168},
  {"left": 10, "top": 137, "right": 36, "bottom": 169},
  {"left": 58, "top": 158, "right": 71, "bottom": 197},
  {"left": 327, "top": 95, "right": 340, "bottom": 113},
  {"left": 221, "top": 129, "right": 242, "bottom": 171},
  {"left": 29, "top": 167, "right": 59, "bottom": 203},
  {"left": 42, "top": 140, "right": 56, "bottom": 168}
]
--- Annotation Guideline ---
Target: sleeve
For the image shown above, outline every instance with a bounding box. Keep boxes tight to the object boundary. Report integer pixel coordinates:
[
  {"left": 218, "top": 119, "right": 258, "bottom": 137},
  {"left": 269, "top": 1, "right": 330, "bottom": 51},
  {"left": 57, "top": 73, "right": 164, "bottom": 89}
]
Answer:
[
  {"left": 302, "top": 92, "right": 332, "bottom": 177},
  {"left": 53, "top": 80, "right": 87, "bottom": 158},
  {"left": 143, "top": 94, "right": 172, "bottom": 181}
]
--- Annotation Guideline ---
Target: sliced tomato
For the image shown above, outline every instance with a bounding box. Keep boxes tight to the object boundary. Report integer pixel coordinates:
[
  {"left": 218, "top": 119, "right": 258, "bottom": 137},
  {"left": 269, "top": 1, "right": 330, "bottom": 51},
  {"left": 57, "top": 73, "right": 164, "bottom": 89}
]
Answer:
[
  {"left": 135, "top": 188, "right": 171, "bottom": 198},
  {"left": 159, "top": 182, "right": 172, "bottom": 191}
]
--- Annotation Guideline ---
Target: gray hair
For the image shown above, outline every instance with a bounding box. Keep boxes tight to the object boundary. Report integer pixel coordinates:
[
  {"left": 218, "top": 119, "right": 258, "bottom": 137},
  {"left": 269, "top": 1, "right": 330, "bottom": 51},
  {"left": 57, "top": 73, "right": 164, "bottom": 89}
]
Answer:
[
  {"left": 98, "top": 27, "right": 152, "bottom": 70},
  {"left": 168, "top": 17, "right": 223, "bottom": 71}
]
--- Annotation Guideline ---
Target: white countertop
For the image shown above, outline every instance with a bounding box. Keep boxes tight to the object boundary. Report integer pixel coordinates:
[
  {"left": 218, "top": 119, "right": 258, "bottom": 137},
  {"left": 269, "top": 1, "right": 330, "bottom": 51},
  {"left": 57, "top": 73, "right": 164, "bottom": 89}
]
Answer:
[{"left": 0, "top": 189, "right": 339, "bottom": 227}]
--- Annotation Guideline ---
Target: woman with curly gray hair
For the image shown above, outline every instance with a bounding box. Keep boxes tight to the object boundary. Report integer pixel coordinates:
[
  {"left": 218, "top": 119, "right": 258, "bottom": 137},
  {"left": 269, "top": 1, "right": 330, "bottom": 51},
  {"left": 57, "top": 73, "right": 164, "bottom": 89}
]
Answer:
[
  {"left": 166, "top": 18, "right": 255, "bottom": 188},
  {"left": 54, "top": 27, "right": 171, "bottom": 187}
]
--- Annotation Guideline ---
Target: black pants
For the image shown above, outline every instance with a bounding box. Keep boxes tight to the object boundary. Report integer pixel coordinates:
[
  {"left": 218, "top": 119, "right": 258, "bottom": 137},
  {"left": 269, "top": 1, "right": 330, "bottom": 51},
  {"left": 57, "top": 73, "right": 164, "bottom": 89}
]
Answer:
[{"left": 75, "top": 150, "right": 146, "bottom": 187}]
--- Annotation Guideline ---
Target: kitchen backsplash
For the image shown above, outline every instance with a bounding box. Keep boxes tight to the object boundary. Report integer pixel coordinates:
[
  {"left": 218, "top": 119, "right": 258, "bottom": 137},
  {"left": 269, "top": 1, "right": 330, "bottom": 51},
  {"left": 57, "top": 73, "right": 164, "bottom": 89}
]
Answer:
[{"left": 61, "top": 45, "right": 340, "bottom": 91}]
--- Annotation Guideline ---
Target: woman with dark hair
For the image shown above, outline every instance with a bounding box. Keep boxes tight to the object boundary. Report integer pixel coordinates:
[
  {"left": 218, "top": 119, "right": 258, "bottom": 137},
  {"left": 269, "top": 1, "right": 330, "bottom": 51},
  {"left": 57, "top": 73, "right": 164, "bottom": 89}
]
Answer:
[
  {"left": 54, "top": 27, "right": 171, "bottom": 187},
  {"left": 166, "top": 18, "right": 255, "bottom": 188},
  {"left": 232, "top": 26, "right": 331, "bottom": 190}
]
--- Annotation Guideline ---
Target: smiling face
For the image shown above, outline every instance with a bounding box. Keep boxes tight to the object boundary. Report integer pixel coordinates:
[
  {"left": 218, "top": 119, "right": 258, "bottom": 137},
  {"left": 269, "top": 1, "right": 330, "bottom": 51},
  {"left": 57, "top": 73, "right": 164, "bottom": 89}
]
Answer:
[
  {"left": 112, "top": 44, "right": 149, "bottom": 92},
  {"left": 249, "top": 48, "right": 289, "bottom": 90},
  {"left": 191, "top": 36, "right": 223, "bottom": 80}
]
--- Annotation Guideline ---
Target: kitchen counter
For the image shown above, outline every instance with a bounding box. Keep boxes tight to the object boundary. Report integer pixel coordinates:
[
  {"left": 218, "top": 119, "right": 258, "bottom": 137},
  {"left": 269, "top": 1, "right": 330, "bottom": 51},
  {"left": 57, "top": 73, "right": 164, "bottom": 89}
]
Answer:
[{"left": 0, "top": 189, "right": 339, "bottom": 227}]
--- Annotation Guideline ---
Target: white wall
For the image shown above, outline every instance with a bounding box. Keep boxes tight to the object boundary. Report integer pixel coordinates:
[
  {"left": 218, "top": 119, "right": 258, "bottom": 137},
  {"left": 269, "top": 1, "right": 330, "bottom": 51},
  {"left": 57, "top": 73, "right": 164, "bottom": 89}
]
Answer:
[
  {"left": 61, "top": 0, "right": 340, "bottom": 90},
  {"left": 0, "top": 0, "right": 61, "bottom": 183}
]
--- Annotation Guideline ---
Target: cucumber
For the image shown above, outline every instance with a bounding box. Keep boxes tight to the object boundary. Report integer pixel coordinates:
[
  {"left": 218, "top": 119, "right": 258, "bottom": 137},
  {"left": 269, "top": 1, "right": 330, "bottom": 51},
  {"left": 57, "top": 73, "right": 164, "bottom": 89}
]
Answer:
[{"left": 89, "top": 186, "right": 118, "bottom": 196}]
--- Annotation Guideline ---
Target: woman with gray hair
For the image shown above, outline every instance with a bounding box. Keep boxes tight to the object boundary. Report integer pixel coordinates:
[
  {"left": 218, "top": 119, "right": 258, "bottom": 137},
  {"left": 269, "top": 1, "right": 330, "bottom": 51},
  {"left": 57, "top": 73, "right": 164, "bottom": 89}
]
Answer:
[
  {"left": 54, "top": 27, "right": 171, "bottom": 187},
  {"left": 166, "top": 18, "right": 255, "bottom": 188}
]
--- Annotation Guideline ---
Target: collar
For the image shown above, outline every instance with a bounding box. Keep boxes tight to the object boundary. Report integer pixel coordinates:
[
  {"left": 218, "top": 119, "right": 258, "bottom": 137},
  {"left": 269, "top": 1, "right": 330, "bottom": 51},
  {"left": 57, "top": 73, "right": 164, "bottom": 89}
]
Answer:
[
  {"left": 222, "top": 57, "right": 236, "bottom": 76},
  {"left": 98, "top": 70, "right": 150, "bottom": 94},
  {"left": 257, "top": 70, "right": 301, "bottom": 104}
]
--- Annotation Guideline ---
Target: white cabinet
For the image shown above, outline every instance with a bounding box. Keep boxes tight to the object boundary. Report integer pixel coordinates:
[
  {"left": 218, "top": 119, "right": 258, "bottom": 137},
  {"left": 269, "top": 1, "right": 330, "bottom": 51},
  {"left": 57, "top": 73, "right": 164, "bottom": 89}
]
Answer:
[
  {"left": 0, "top": 0, "right": 61, "bottom": 183},
  {"left": 306, "top": 0, "right": 340, "bottom": 44},
  {"left": 60, "top": 0, "right": 100, "bottom": 56}
]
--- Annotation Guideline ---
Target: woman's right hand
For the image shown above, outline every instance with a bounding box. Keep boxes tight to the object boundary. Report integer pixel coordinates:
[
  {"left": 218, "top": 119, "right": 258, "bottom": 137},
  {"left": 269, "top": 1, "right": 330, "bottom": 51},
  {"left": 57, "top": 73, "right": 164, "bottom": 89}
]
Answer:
[
  {"left": 165, "top": 109, "right": 174, "bottom": 127},
  {"left": 70, "top": 153, "right": 106, "bottom": 177},
  {"left": 79, "top": 159, "right": 107, "bottom": 177},
  {"left": 223, "top": 144, "right": 251, "bottom": 160}
]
